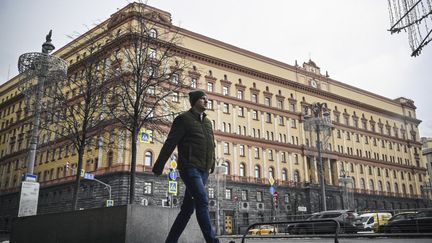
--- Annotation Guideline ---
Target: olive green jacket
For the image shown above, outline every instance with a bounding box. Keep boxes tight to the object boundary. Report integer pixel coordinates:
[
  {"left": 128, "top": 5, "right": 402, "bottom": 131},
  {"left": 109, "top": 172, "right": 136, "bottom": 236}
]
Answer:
[{"left": 152, "top": 109, "right": 215, "bottom": 175}]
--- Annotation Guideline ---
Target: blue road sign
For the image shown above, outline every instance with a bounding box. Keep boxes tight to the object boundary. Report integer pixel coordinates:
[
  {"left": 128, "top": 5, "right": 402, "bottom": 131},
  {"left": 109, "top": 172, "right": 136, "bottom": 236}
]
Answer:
[
  {"left": 269, "top": 186, "right": 275, "bottom": 194},
  {"left": 84, "top": 173, "right": 95, "bottom": 180},
  {"left": 24, "top": 173, "right": 37, "bottom": 182},
  {"left": 169, "top": 170, "right": 177, "bottom": 180}
]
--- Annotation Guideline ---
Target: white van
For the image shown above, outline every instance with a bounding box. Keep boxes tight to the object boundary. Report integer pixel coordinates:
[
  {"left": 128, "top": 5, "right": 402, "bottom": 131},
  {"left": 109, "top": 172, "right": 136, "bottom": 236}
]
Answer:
[{"left": 355, "top": 213, "right": 392, "bottom": 232}]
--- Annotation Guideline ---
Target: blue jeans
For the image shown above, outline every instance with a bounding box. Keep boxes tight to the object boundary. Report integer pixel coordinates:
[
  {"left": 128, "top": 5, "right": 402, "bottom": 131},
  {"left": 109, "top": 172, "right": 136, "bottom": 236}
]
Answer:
[{"left": 165, "top": 167, "right": 219, "bottom": 243}]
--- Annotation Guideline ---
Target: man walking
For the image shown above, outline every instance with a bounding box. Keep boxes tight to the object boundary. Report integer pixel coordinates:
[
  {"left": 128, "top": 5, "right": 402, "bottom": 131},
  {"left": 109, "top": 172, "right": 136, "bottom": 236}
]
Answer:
[{"left": 153, "top": 90, "right": 219, "bottom": 243}]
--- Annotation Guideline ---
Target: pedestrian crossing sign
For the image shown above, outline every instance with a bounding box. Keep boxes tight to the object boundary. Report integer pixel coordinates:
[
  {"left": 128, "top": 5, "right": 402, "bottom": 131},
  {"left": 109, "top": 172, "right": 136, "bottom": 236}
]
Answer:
[
  {"left": 168, "top": 181, "right": 178, "bottom": 195},
  {"left": 140, "top": 129, "right": 153, "bottom": 143}
]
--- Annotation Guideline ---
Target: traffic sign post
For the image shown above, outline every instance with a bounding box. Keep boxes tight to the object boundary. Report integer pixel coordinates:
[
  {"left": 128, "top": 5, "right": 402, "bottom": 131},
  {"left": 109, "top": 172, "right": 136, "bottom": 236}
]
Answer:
[{"left": 106, "top": 199, "right": 114, "bottom": 207}]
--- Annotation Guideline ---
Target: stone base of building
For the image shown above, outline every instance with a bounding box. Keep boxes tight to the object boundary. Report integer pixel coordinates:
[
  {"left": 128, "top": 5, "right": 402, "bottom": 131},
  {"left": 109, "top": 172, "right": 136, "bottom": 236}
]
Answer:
[{"left": 10, "top": 204, "right": 202, "bottom": 243}]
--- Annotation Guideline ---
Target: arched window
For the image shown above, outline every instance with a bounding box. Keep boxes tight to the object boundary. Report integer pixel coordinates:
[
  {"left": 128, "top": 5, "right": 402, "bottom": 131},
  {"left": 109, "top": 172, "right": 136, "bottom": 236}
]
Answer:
[
  {"left": 394, "top": 183, "right": 399, "bottom": 193},
  {"left": 149, "top": 28, "right": 157, "bottom": 38},
  {"left": 378, "top": 180, "right": 383, "bottom": 191},
  {"left": 282, "top": 169, "right": 288, "bottom": 181},
  {"left": 409, "top": 185, "right": 414, "bottom": 195},
  {"left": 402, "top": 184, "right": 406, "bottom": 194},
  {"left": 369, "top": 179, "right": 375, "bottom": 191},
  {"left": 293, "top": 170, "right": 300, "bottom": 182},
  {"left": 222, "top": 122, "right": 226, "bottom": 132},
  {"left": 223, "top": 161, "right": 230, "bottom": 175},
  {"left": 239, "top": 163, "right": 246, "bottom": 177},
  {"left": 254, "top": 165, "right": 261, "bottom": 178},
  {"left": 360, "top": 178, "right": 366, "bottom": 189},
  {"left": 386, "top": 182, "right": 391, "bottom": 192},
  {"left": 107, "top": 150, "right": 113, "bottom": 167},
  {"left": 144, "top": 151, "right": 153, "bottom": 166},
  {"left": 268, "top": 167, "right": 274, "bottom": 179}
]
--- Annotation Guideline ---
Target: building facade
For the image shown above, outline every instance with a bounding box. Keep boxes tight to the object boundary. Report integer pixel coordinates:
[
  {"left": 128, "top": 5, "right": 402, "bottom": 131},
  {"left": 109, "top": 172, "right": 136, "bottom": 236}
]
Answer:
[
  {"left": 0, "top": 3, "right": 429, "bottom": 234},
  {"left": 421, "top": 137, "right": 432, "bottom": 206}
]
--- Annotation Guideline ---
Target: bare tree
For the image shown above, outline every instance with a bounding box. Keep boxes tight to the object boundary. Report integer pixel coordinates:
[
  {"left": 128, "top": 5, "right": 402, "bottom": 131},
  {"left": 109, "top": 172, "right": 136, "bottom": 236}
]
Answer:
[
  {"left": 106, "top": 3, "right": 190, "bottom": 204},
  {"left": 37, "top": 40, "right": 109, "bottom": 210}
]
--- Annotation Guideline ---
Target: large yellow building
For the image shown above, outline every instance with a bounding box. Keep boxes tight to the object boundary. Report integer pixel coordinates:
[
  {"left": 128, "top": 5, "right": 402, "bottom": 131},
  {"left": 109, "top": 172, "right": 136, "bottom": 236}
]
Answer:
[{"left": 0, "top": 2, "right": 428, "bottom": 233}]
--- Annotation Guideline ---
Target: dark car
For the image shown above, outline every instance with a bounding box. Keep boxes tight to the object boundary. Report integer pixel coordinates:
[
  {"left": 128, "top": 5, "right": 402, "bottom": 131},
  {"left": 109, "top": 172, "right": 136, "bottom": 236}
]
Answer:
[
  {"left": 378, "top": 211, "right": 416, "bottom": 233},
  {"left": 290, "top": 210, "right": 358, "bottom": 234},
  {"left": 379, "top": 210, "right": 432, "bottom": 233}
]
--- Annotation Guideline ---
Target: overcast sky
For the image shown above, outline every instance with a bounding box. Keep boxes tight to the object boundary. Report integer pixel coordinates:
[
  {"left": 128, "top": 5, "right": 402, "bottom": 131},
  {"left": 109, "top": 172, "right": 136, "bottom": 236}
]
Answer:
[{"left": 1, "top": 0, "right": 431, "bottom": 137}]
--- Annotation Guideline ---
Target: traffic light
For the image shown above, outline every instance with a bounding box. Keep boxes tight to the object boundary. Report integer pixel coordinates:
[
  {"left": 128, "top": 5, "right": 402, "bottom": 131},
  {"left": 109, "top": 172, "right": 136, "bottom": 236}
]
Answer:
[{"left": 273, "top": 191, "right": 279, "bottom": 208}]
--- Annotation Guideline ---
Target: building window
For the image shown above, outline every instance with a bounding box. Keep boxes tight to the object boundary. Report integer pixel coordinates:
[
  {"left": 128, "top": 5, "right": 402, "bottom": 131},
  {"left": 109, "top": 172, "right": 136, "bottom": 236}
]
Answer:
[
  {"left": 251, "top": 94, "right": 258, "bottom": 103},
  {"left": 369, "top": 179, "right": 375, "bottom": 191},
  {"left": 254, "top": 165, "right": 261, "bottom": 178},
  {"left": 266, "top": 113, "right": 272, "bottom": 123},
  {"left": 207, "top": 82, "right": 214, "bottom": 92},
  {"left": 264, "top": 97, "right": 271, "bottom": 106},
  {"left": 277, "top": 100, "right": 283, "bottom": 109},
  {"left": 144, "top": 151, "right": 153, "bottom": 166},
  {"left": 222, "top": 86, "right": 229, "bottom": 96},
  {"left": 223, "top": 161, "right": 230, "bottom": 175},
  {"left": 143, "top": 182, "right": 153, "bottom": 194},
  {"left": 289, "top": 103, "right": 296, "bottom": 112},
  {"left": 149, "top": 28, "right": 157, "bottom": 38},
  {"left": 223, "top": 142, "right": 230, "bottom": 154},
  {"left": 278, "top": 116, "right": 284, "bottom": 125},
  {"left": 282, "top": 169, "right": 288, "bottom": 181},
  {"left": 294, "top": 154, "right": 299, "bottom": 165},
  {"left": 237, "top": 90, "right": 244, "bottom": 99},
  {"left": 293, "top": 170, "right": 300, "bottom": 182},
  {"left": 238, "top": 107, "right": 245, "bottom": 117},
  {"left": 107, "top": 150, "right": 113, "bottom": 167},
  {"left": 281, "top": 152, "right": 286, "bottom": 162},
  {"left": 268, "top": 150, "right": 274, "bottom": 160},
  {"left": 239, "top": 145, "right": 245, "bottom": 156},
  {"left": 225, "top": 188, "right": 232, "bottom": 200},
  {"left": 360, "top": 178, "right": 366, "bottom": 189},
  {"left": 252, "top": 110, "right": 258, "bottom": 120},
  {"left": 239, "top": 163, "right": 246, "bottom": 177},
  {"left": 291, "top": 119, "right": 297, "bottom": 128},
  {"left": 191, "top": 78, "right": 197, "bottom": 88},
  {"left": 223, "top": 103, "right": 229, "bottom": 113},
  {"left": 268, "top": 167, "right": 274, "bottom": 179},
  {"left": 172, "top": 91, "right": 179, "bottom": 102},
  {"left": 208, "top": 187, "right": 215, "bottom": 199},
  {"left": 254, "top": 147, "right": 260, "bottom": 158},
  {"left": 241, "top": 190, "right": 248, "bottom": 201},
  {"left": 207, "top": 100, "right": 214, "bottom": 110},
  {"left": 256, "top": 191, "right": 263, "bottom": 202}
]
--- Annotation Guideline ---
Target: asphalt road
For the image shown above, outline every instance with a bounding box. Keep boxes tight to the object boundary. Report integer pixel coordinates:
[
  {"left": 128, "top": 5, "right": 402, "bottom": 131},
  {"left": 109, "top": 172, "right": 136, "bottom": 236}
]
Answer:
[{"left": 218, "top": 237, "right": 432, "bottom": 243}]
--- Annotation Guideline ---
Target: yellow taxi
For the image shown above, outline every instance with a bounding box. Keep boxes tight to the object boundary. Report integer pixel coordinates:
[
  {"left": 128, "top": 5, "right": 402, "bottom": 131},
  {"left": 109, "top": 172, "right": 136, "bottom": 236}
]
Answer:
[{"left": 248, "top": 225, "right": 278, "bottom": 235}]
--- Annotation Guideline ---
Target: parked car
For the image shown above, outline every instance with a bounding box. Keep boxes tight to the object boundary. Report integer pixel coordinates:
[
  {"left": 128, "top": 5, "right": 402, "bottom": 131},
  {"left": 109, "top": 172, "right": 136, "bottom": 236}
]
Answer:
[
  {"left": 248, "top": 225, "right": 278, "bottom": 235},
  {"left": 290, "top": 210, "right": 358, "bottom": 234},
  {"left": 355, "top": 212, "right": 392, "bottom": 232},
  {"left": 378, "top": 210, "right": 432, "bottom": 233},
  {"left": 377, "top": 211, "right": 416, "bottom": 233}
]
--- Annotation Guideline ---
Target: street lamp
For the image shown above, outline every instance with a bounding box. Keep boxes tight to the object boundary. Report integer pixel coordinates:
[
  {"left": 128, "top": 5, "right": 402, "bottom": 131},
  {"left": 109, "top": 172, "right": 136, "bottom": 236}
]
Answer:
[
  {"left": 303, "top": 102, "right": 332, "bottom": 211},
  {"left": 18, "top": 30, "right": 67, "bottom": 175}
]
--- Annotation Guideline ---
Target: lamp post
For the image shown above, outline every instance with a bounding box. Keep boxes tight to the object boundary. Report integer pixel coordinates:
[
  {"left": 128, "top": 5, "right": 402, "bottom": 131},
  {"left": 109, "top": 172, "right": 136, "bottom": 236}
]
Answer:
[
  {"left": 303, "top": 102, "right": 332, "bottom": 211},
  {"left": 18, "top": 30, "right": 67, "bottom": 175}
]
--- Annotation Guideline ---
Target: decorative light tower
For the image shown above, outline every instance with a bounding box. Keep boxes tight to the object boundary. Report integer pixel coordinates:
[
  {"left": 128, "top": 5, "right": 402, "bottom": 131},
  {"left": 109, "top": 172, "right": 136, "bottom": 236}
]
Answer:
[
  {"left": 303, "top": 102, "right": 332, "bottom": 211},
  {"left": 18, "top": 30, "right": 68, "bottom": 176}
]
